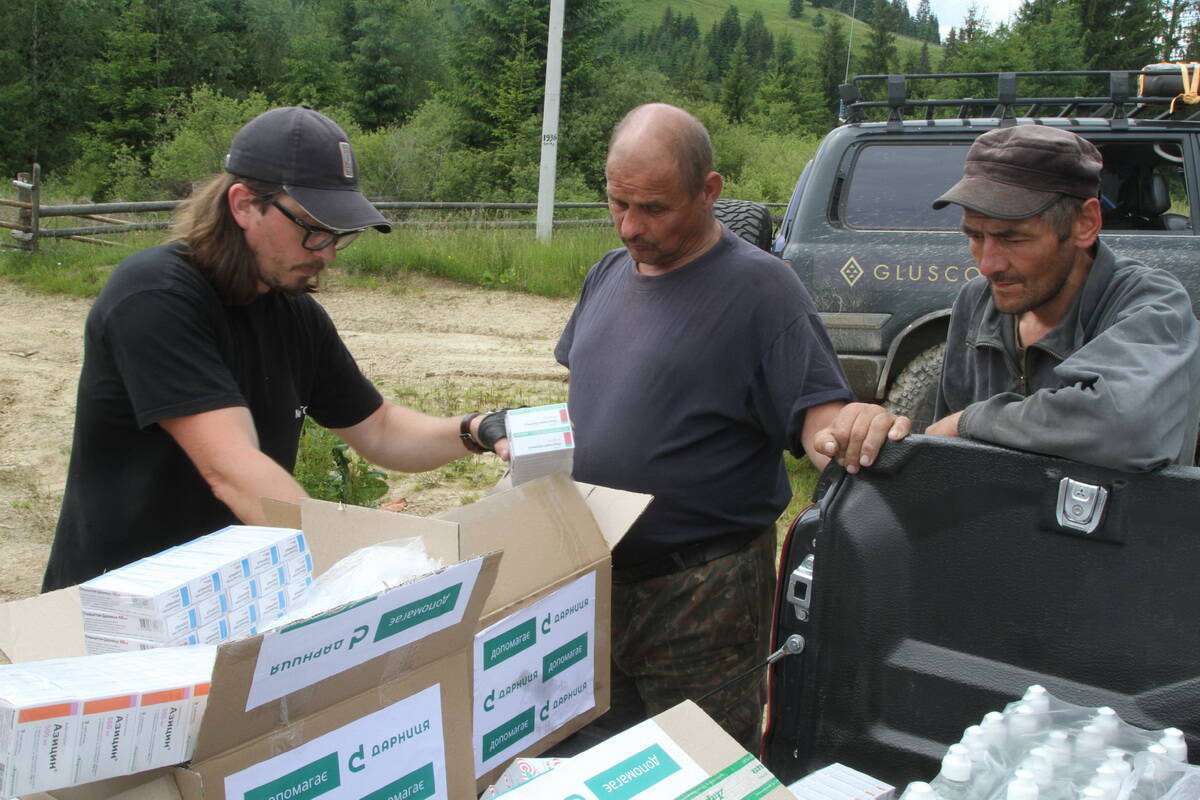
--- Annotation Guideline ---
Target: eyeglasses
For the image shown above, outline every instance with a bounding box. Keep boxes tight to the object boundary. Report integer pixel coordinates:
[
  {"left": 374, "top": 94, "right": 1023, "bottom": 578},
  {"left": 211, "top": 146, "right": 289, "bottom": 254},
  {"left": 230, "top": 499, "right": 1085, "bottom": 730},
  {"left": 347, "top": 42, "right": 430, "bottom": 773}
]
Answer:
[{"left": 270, "top": 199, "right": 364, "bottom": 251}]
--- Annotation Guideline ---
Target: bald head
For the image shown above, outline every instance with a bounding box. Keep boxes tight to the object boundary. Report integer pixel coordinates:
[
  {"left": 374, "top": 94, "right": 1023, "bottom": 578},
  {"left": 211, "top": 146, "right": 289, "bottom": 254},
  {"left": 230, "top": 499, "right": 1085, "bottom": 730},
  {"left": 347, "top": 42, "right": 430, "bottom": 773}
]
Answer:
[{"left": 608, "top": 103, "right": 714, "bottom": 196}]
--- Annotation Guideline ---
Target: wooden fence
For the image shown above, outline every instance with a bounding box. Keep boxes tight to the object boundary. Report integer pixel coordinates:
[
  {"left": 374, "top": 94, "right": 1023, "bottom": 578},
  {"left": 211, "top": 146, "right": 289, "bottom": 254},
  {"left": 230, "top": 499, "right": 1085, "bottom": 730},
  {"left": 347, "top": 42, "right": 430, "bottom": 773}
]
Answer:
[{"left": 4, "top": 164, "right": 783, "bottom": 252}]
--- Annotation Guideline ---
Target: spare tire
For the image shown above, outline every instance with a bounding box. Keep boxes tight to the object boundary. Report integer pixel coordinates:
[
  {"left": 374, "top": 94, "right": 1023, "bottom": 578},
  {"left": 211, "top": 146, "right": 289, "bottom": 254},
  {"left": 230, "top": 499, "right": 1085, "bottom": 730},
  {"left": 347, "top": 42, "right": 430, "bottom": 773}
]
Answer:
[
  {"left": 714, "top": 199, "right": 774, "bottom": 251},
  {"left": 885, "top": 343, "right": 945, "bottom": 433}
]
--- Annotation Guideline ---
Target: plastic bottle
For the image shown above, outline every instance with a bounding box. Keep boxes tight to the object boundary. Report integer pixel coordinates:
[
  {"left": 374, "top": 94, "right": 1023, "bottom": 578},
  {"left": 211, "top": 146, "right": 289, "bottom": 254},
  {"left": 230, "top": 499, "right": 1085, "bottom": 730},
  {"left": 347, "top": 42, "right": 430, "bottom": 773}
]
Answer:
[
  {"left": 1025, "top": 746, "right": 1054, "bottom": 788},
  {"left": 960, "top": 724, "right": 989, "bottom": 767},
  {"left": 1023, "top": 684, "right": 1051, "bottom": 716},
  {"left": 901, "top": 781, "right": 942, "bottom": 800},
  {"left": 1092, "top": 707, "right": 1120, "bottom": 743},
  {"left": 1092, "top": 764, "right": 1123, "bottom": 799},
  {"left": 1104, "top": 748, "right": 1131, "bottom": 780},
  {"left": 1079, "top": 786, "right": 1107, "bottom": 800},
  {"left": 1160, "top": 727, "right": 1188, "bottom": 762},
  {"left": 982, "top": 711, "right": 1008, "bottom": 753},
  {"left": 930, "top": 743, "right": 973, "bottom": 800},
  {"left": 1076, "top": 724, "right": 1107, "bottom": 760},
  {"left": 1007, "top": 768, "right": 1039, "bottom": 800},
  {"left": 1045, "top": 730, "right": 1072, "bottom": 769},
  {"left": 1009, "top": 702, "right": 1041, "bottom": 738}
]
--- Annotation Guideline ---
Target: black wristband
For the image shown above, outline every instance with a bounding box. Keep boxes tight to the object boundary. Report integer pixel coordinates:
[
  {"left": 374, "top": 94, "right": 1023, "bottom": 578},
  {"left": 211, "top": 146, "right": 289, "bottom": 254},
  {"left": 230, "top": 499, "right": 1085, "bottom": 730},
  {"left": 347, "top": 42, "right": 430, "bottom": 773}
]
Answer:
[
  {"left": 459, "top": 412, "right": 487, "bottom": 454},
  {"left": 477, "top": 410, "right": 509, "bottom": 451}
]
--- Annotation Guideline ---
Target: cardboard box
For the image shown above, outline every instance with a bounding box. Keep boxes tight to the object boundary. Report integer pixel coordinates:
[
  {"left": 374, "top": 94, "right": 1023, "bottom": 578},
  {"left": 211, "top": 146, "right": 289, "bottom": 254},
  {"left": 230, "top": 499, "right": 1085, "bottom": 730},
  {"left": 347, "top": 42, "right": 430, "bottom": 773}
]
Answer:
[
  {"left": 432, "top": 475, "right": 649, "bottom": 791},
  {"left": 6, "top": 475, "right": 647, "bottom": 800},
  {"left": 0, "top": 501, "right": 503, "bottom": 800},
  {"left": 494, "top": 700, "right": 794, "bottom": 799}
]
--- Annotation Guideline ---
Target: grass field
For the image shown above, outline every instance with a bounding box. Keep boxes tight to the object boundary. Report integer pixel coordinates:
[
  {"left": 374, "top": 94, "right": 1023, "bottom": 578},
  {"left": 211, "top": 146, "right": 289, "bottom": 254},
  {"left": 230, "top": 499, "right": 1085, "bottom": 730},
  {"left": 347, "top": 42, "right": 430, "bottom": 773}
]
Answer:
[{"left": 618, "top": 0, "right": 939, "bottom": 65}]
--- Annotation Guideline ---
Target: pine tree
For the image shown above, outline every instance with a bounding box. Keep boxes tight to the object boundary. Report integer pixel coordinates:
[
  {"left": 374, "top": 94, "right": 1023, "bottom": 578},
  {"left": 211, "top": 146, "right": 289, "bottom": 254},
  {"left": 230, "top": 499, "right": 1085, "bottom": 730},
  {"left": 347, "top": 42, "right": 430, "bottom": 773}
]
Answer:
[
  {"left": 742, "top": 11, "right": 775, "bottom": 70},
  {"left": 721, "top": 39, "right": 755, "bottom": 122},
  {"left": 813, "top": 10, "right": 826, "bottom": 28},
  {"left": 790, "top": 0, "right": 806, "bottom": 18},
  {"left": 815, "top": 15, "right": 848, "bottom": 112},
  {"left": 1077, "top": 0, "right": 1158, "bottom": 69},
  {"left": 862, "top": 0, "right": 898, "bottom": 74},
  {"left": 708, "top": 5, "right": 742, "bottom": 75}
]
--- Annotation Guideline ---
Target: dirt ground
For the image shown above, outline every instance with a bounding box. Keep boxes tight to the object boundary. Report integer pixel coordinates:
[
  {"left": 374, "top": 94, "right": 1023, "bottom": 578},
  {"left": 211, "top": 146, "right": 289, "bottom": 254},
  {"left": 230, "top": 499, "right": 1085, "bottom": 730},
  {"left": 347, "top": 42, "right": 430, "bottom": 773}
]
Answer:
[{"left": 0, "top": 273, "right": 576, "bottom": 600}]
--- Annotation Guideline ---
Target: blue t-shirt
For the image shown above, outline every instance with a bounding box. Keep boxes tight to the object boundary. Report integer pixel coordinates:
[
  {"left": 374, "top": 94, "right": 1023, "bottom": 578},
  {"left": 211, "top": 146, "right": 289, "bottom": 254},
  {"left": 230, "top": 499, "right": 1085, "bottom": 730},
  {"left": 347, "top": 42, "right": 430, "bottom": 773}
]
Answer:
[{"left": 556, "top": 228, "right": 852, "bottom": 566}]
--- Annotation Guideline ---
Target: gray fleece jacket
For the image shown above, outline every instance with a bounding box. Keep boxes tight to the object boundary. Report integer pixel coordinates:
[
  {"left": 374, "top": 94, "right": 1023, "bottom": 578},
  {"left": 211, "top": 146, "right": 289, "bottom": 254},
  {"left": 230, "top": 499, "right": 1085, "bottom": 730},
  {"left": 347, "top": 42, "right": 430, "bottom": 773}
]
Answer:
[{"left": 935, "top": 241, "right": 1200, "bottom": 471}]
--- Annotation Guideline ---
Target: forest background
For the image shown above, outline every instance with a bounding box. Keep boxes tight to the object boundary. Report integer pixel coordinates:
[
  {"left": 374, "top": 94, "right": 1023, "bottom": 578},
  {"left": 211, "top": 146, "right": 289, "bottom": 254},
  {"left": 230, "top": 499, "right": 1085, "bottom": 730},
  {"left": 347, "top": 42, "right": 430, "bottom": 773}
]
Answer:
[{"left": 4, "top": 0, "right": 1199, "bottom": 208}]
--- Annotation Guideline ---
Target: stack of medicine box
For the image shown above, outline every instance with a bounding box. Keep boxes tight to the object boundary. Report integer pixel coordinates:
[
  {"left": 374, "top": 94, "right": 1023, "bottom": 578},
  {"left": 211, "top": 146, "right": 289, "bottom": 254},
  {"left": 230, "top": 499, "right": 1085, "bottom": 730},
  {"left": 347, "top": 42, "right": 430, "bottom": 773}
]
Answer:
[
  {"left": 79, "top": 526, "right": 314, "bottom": 654},
  {"left": 0, "top": 645, "right": 217, "bottom": 798}
]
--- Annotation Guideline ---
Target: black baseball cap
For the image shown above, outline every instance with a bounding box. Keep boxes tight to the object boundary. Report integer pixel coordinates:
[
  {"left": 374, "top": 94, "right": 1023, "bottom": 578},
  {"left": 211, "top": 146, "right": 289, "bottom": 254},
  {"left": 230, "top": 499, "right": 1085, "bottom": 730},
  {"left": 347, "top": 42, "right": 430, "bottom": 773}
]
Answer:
[
  {"left": 933, "top": 125, "right": 1102, "bottom": 220},
  {"left": 224, "top": 106, "right": 391, "bottom": 233}
]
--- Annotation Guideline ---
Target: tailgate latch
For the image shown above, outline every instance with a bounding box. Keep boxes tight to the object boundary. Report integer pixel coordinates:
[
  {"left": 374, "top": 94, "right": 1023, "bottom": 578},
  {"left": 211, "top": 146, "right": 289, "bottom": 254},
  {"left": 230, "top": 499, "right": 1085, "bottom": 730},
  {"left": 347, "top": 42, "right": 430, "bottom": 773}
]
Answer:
[
  {"left": 1056, "top": 477, "right": 1108, "bottom": 534},
  {"left": 786, "top": 553, "right": 815, "bottom": 621}
]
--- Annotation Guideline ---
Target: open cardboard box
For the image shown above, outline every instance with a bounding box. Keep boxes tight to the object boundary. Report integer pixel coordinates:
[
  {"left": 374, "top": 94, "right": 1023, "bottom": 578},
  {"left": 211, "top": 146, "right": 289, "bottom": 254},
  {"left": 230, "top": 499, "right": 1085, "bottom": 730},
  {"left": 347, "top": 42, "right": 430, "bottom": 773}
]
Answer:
[
  {"left": 5, "top": 474, "right": 648, "bottom": 800},
  {"left": 431, "top": 475, "right": 649, "bottom": 790},
  {"left": 498, "top": 700, "right": 795, "bottom": 799},
  {"left": 1, "top": 499, "right": 503, "bottom": 800}
]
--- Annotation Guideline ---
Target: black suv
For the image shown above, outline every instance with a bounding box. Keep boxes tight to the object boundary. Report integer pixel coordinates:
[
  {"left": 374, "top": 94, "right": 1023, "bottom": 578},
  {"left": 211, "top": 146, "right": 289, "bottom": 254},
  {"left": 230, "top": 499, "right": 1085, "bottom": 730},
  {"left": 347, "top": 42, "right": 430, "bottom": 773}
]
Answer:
[{"left": 772, "top": 69, "right": 1200, "bottom": 430}]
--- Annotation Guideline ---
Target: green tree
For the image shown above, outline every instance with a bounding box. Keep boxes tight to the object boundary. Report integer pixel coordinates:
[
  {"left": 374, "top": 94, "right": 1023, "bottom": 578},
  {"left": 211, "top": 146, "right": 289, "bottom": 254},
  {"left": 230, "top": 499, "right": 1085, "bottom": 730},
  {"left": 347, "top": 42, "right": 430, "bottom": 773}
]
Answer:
[
  {"left": 0, "top": 0, "right": 115, "bottom": 176},
  {"left": 862, "top": 0, "right": 899, "bottom": 74},
  {"left": 89, "top": 0, "right": 177, "bottom": 161},
  {"left": 721, "top": 40, "right": 755, "bottom": 122},
  {"left": 741, "top": 10, "right": 774, "bottom": 70},
  {"left": 813, "top": 11, "right": 827, "bottom": 28},
  {"left": 707, "top": 5, "right": 742, "bottom": 75},
  {"left": 815, "top": 15, "right": 848, "bottom": 113},
  {"left": 790, "top": 0, "right": 805, "bottom": 18},
  {"left": 350, "top": 0, "right": 445, "bottom": 128},
  {"left": 1078, "top": 0, "right": 1158, "bottom": 69}
]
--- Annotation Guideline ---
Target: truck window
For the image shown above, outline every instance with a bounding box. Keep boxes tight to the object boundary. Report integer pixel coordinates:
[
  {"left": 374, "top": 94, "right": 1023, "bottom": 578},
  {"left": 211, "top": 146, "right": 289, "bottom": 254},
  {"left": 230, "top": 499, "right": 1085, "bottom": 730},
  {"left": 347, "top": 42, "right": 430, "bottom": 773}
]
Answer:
[
  {"left": 1096, "top": 139, "right": 1193, "bottom": 233},
  {"left": 842, "top": 144, "right": 970, "bottom": 230}
]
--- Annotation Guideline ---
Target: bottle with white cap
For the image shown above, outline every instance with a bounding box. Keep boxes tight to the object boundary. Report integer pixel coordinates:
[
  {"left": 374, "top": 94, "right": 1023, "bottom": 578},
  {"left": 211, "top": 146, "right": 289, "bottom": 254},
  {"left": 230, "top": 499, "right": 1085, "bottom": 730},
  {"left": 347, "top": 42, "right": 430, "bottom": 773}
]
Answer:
[
  {"left": 1160, "top": 727, "right": 1188, "bottom": 762},
  {"left": 1008, "top": 702, "right": 1041, "bottom": 738},
  {"left": 1091, "top": 763, "right": 1123, "bottom": 800},
  {"left": 1131, "top": 744, "right": 1177, "bottom": 800},
  {"left": 900, "top": 781, "right": 943, "bottom": 800},
  {"left": 1006, "top": 768, "right": 1039, "bottom": 800},
  {"left": 930, "top": 743, "right": 974, "bottom": 800},
  {"left": 1045, "top": 730, "right": 1071, "bottom": 769},
  {"left": 981, "top": 711, "right": 1008, "bottom": 755},
  {"left": 960, "top": 724, "right": 989, "bottom": 767},
  {"left": 1103, "top": 748, "right": 1131, "bottom": 780},
  {"left": 1024, "top": 746, "right": 1054, "bottom": 788},
  {"left": 1023, "top": 685, "right": 1051, "bottom": 716},
  {"left": 1091, "top": 707, "right": 1120, "bottom": 743}
]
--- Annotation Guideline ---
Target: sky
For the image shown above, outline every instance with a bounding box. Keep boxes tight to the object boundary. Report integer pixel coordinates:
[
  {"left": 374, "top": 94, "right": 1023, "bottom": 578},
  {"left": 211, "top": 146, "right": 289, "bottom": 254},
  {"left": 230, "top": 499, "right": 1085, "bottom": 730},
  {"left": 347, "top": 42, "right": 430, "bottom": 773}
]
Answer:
[{"left": 929, "top": 0, "right": 1024, "bottom": 37}]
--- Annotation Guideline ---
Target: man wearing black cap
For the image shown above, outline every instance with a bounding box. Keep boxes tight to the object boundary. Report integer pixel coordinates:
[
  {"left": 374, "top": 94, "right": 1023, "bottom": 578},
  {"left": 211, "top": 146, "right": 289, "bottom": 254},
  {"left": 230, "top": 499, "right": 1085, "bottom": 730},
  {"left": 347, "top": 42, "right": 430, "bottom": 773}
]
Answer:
[
  {"left": 42, "top": 107, "right": 508, "bottom": 590},
  {"left": 928, "top": 124, "right": 1200, "bottom": 470}
]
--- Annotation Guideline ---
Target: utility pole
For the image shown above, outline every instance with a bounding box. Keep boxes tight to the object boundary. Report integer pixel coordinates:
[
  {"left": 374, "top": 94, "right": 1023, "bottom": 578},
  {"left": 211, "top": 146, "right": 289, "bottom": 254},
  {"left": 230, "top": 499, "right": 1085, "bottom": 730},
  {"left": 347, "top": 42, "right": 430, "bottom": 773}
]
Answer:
[{"left": 536, "top": 0, "right": 565, "bottom": 243}]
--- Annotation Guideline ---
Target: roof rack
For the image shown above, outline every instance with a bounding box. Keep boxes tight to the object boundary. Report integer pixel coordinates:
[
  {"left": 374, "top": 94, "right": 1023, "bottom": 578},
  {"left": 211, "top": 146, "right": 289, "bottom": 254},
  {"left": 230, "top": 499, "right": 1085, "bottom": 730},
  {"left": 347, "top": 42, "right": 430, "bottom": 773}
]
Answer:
[{"left": 839, "top": 69, "right": 1200, "bottom": 126}]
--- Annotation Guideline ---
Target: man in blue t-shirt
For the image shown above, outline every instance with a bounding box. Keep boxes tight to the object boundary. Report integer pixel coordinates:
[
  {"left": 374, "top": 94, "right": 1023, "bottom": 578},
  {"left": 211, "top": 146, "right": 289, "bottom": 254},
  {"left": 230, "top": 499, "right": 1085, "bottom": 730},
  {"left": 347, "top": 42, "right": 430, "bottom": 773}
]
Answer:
[
  {"left": 554, "top": 103, "right": 910, "bottom": 751},
  {"left": 45, "top": 107, "right": 509, "bottom": 591}
]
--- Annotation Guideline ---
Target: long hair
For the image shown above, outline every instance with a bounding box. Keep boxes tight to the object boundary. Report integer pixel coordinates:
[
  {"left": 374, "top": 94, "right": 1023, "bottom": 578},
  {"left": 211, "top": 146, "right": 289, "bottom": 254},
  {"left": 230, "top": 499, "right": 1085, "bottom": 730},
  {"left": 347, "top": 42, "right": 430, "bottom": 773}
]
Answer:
[{"left": 170, "top": 174, "right": 284, "bottom": 305}]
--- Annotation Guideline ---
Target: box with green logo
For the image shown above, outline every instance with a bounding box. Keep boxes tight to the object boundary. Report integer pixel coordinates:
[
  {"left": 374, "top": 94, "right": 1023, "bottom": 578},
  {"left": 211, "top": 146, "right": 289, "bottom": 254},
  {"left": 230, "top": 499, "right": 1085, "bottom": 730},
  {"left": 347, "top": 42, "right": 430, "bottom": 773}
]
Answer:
[
  {"left": 0, "top": 496, "right": 506, "bottom": 800},
  {"left": 433, "top": 474, "right": 650, "bottom": 793},
  {"left": 498, "top": 701, "right": 796, "bottom": 800}
]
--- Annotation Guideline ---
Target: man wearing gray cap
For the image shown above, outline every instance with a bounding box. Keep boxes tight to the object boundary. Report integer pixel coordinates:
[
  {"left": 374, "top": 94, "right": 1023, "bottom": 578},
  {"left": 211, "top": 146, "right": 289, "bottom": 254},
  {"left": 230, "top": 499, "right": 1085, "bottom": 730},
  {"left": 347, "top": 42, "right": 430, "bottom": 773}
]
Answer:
[
  {"left": 43, "top": 107, "right": 508, "bottom": 590},
  {"left": 928, "top": 124, "right": 1200, "bottom": 470}
]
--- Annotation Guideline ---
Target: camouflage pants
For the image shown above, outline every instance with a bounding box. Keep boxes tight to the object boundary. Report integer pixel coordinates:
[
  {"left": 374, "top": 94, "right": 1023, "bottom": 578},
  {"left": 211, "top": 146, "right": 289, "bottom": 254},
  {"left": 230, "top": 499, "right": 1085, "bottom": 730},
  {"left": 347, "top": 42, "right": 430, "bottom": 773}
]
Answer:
[{"left": 553, "top": 527, "right": 776, "bottom": 755}]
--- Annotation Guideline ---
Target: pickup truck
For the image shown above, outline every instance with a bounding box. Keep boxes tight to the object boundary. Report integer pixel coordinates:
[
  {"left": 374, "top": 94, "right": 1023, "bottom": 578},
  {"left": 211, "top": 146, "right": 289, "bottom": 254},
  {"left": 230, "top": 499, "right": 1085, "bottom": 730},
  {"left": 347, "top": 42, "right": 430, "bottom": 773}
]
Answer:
[{"left": 771, "top": 68, "right": 1200, "bottom": 431}]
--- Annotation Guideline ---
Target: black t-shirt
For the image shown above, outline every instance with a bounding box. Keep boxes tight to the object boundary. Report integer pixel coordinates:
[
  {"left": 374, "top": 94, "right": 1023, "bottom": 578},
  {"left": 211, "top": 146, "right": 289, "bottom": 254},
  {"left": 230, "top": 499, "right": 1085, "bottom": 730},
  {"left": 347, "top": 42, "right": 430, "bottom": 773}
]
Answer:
[
  {"left": 555, "top": 228, "right": 852, "bottom": 566},
  {"left": 43, "top": 243, "right": 382, "bottom": 590}
]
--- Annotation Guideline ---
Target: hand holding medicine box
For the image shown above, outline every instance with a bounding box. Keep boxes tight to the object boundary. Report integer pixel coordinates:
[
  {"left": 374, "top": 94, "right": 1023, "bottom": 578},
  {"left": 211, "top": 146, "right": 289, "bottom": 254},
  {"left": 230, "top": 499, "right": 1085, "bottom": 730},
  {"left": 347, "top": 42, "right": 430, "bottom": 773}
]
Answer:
[{"left": 506, "top": 403, "right": 573, "bottom": 486}]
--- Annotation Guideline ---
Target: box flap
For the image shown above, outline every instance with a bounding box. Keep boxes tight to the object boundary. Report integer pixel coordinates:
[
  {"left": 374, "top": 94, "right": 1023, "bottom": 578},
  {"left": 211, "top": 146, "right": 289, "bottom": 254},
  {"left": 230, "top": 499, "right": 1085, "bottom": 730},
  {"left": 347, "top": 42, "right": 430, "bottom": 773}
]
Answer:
[
  {"left": 260, "top": 497, "right": 301, "bottom": 529},
  {"left": 40, "top": 769, "right": 179, "bottom": 800},
  {"left": 574, "top": 482, "right": 651, "bottom": 552},
  {"left": 0, "top": 587, "right": 86, "bottom": 663},
  {"left": 438, "top": 474, "right": 611, "bottom": 615},
  {"left": 191, "top": 550, "right": 500, "bottom": 763},
  {"left": 298, "top": 498, "right": 462, "bottom": 571}
]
